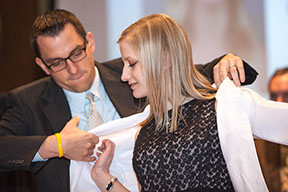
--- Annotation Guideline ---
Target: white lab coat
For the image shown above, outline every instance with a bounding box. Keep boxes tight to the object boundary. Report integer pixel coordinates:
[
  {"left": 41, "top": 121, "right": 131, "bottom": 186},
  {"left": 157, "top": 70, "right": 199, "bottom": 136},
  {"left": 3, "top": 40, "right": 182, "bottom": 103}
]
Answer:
[{"left": 70, "top": 78, "right": 288, "bottom": 192}]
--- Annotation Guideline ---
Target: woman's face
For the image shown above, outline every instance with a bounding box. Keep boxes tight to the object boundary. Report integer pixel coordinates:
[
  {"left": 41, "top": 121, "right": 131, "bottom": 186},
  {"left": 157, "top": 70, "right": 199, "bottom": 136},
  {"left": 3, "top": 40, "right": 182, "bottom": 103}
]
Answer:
[{"left": 119, "top": 39, "right": 148, "bottom": 98}]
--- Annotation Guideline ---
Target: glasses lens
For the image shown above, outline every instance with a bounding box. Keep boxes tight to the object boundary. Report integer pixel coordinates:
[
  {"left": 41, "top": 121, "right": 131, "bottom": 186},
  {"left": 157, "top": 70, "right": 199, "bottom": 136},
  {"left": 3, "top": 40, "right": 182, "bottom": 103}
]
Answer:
[
  {"left": 44, "top": 45, "right": 87, "bottom": 73},
  {"left": 70, "top": 49, "right": 87, "bottom": 63},
  {"left": 49, "top": 60, "right": 67, "bottom": 72}
]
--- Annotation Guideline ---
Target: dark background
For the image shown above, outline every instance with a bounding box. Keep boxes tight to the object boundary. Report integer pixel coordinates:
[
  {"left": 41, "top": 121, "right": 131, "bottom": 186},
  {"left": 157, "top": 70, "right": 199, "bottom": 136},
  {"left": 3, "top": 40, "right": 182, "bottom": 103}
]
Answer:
[
  {"left": 0, "top": 0, "right": 54, "bottom": 92},
  {"left": 0, "top": 1, "right": 53, "bottom": 191}
]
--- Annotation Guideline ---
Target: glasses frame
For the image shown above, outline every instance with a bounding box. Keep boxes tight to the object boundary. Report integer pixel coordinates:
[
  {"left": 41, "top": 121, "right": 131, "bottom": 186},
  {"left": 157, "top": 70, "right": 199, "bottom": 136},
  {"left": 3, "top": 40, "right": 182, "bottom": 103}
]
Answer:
[{"left": 40, "top": 40, "right": 88, "bottom": 73}]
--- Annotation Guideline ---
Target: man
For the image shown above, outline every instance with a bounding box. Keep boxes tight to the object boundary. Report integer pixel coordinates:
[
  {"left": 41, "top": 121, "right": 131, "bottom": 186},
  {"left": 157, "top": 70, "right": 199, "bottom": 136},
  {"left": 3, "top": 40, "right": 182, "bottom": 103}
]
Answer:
[
  {"left": 0, "top": 9, "right": 257, "bottom": 191},
  {"left": 255, "top": 67, "right": 288, "bottom": 192}
]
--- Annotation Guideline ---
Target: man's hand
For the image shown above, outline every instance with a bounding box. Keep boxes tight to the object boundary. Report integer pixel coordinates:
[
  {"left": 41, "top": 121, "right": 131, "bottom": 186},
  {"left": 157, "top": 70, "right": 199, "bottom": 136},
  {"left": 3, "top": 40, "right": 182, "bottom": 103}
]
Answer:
[
  {"left": 60, "top": 116, "right": 99, "bottom": 162},
  {"left": 213, "top": 53, "right": 245, "bottom": 87},
  {"left": 38, "top": 116, "right": 99, "bottom": 162}
]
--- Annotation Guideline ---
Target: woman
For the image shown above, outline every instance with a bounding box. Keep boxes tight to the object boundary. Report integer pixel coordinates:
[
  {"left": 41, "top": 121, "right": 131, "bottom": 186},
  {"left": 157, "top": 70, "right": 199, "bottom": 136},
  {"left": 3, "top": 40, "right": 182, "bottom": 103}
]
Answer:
[{"left": 91, "top": 14, "right": 288, "bottom": 192}]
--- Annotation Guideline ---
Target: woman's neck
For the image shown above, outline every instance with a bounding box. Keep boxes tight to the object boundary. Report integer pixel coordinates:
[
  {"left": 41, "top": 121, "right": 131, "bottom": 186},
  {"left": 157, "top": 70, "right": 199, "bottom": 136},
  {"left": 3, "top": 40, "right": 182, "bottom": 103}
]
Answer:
[{"left": 167, "top": 95, "right": 194, "bottom": 110}]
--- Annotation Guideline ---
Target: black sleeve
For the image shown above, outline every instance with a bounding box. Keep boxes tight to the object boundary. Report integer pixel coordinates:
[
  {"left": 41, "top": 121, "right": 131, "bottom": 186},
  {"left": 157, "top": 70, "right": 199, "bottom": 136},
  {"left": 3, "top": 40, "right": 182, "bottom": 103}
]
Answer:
[
  {"left": 0, "top": 92, "right": 7, "bottom": 119},
  {"left": 0, "top": 92, "right": 47, "bottom": 172},
  {"left": 195, "top": 55, "right": 258, "bottom": 86}
]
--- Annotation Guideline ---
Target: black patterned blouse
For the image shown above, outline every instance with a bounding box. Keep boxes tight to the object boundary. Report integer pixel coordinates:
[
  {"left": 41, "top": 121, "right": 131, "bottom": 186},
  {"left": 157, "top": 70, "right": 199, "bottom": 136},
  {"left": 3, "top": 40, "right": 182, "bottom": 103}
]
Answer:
[{"left": 133, "top": 98, "right": 235, "bottom": 192}]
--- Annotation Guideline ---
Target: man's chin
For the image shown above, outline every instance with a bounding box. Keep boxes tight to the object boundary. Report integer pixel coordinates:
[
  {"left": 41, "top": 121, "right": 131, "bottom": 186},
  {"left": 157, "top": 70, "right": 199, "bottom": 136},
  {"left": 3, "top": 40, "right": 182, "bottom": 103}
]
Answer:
[
  {"left": 59, "top": 81, "right": 90, "bottom": 93},
  {"left": 71, "top": 83, "right": 91, "bottom": 92},
  {"left": 68, "top": 77, "right": 92, "bottom": 92}
]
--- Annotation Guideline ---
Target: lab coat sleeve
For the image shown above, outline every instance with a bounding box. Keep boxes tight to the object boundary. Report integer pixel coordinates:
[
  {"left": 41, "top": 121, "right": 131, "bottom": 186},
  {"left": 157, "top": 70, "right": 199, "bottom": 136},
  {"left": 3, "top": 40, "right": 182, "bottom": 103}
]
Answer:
[{"left": 241, "top": 87, "right": 288, "bottom": 145}]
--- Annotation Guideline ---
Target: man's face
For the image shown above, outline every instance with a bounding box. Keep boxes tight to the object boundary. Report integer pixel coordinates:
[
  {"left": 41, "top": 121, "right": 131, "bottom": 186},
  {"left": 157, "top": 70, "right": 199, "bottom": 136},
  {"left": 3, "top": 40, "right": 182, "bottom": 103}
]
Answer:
[
  {"left": 35, "top": 23, "right": 96, "bottom": 92},
  {"left": 269, "top": 73, "right": 288, "bottom": 102}
]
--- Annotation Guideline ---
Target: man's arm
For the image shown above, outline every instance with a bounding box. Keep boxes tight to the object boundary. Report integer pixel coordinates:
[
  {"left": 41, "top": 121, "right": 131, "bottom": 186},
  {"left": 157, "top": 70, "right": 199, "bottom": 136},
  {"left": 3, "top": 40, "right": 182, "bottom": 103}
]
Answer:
[
  {"left": 0, "top": 91, "right": 98, "bottom": 172},
  {"left": 38, "top": 116, "right": 99, "bottom": 162},
  {"left": 0, "top": 92, "right": 47, "bottom": 171},
  {"left": 0, "top": 92, "right": 7, "bottom": 118},
  {"left": 196, "top": 53, "right": 258, "bottom": 87}
]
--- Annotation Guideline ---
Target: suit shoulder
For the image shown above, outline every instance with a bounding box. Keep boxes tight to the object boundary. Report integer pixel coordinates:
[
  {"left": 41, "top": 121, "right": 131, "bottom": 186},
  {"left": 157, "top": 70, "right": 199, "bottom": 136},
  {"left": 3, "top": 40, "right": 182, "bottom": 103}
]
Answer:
[
  {"left": 101, "top": 58, "right": 123, "bottom": 66},
  {"left": 97, "top": 58, "right": 123, "bottom": 74},
  {"left": 9, "top": 77, "right": 52, "bottom": 97}
]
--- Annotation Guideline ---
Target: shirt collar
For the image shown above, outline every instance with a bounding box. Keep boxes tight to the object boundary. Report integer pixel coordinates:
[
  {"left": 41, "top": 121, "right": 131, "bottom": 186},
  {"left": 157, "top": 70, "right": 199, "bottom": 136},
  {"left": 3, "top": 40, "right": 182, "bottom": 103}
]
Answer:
[
  {"left": 63, "top": 67, "right": 100, "bottom": 110},
  {"left": 89, "top": 67, "right": 100, "bottom": 99}
]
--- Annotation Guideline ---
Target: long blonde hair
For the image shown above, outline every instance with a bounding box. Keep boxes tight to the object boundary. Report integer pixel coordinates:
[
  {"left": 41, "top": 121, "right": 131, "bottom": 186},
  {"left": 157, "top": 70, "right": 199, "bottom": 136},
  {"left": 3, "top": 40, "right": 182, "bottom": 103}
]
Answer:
[{"left": 118, "top": 14, "right": 216, "bottom": 132}]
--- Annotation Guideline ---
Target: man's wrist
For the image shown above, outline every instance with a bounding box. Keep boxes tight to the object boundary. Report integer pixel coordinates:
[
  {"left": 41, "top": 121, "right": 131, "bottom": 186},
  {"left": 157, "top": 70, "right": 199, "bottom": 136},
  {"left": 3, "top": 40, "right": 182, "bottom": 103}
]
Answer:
[
  {"left": 55, "top": 133, "right": 63, "bottom": 158},
  {"left": 38, "top": 135, "right": 59, "bottom": 159}
]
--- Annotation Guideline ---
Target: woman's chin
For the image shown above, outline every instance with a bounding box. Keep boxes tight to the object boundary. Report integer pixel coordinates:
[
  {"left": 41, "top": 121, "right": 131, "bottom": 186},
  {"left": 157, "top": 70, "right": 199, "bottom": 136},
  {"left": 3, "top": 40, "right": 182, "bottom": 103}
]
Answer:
[{"left": 132, "top": 91, "right": 146, "bottom": 99}]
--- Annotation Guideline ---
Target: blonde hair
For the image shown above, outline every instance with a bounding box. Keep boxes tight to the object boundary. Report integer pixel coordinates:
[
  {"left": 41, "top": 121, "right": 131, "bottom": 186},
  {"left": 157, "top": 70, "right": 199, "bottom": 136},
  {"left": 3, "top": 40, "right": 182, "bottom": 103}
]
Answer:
[{"left": 118, "top": 14, "right": 216, "bottom": 132}]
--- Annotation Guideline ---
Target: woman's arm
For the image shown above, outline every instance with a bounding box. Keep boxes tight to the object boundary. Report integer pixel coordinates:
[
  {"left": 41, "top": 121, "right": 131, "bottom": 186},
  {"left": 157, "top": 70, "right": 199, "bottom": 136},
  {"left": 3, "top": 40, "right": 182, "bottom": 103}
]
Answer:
[{"left": 91, "top": 139, "right": 130, "bottom": 192}]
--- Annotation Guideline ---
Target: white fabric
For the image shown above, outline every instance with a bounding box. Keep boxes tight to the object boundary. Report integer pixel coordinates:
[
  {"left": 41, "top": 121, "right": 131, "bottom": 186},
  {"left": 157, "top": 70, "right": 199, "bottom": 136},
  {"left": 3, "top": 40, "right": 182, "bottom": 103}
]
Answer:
[
  {"left": 70, "top": 78, "right": 288, "bottom": 192},
  {"left": 70, "top": 106, "right": 150, "bottom": 192},
  {"left": 216, "top": 78, "right": 288, "bottom": 192}
]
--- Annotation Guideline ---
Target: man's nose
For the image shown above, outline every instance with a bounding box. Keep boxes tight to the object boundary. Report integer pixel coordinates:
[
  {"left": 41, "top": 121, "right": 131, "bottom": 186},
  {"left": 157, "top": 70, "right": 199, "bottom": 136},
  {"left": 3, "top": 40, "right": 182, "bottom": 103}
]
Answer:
[{"left": 66, "top": 59, "right": 78, "bottom": 74}]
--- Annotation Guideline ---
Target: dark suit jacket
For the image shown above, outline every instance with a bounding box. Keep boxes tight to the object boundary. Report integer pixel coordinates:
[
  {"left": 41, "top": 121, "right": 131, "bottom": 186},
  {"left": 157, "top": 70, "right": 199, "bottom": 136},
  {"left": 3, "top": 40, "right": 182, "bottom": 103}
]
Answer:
[
  {"left": 0, "top": 93, "right": 7, "bottom": 118},
  {"left": 0, "top": 57, "right": 257, "bottom": 191}
]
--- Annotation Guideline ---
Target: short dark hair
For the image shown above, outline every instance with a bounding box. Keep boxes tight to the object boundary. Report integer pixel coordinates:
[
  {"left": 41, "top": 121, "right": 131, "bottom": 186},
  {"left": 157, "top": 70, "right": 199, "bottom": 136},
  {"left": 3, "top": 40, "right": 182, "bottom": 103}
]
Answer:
[
  {"left": 30, "top": 9, "right": 87, "bottom": 57},
  {"left": 269, "top": 67, "right": 288, "bottom": 90}
]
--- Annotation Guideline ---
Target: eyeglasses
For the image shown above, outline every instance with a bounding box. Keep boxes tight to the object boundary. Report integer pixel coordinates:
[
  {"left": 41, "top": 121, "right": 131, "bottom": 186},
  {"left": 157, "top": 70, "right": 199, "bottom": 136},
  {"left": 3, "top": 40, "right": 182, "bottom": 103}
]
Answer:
[{"left": 41, "top": 42, "right": 87, "bottom": 73}]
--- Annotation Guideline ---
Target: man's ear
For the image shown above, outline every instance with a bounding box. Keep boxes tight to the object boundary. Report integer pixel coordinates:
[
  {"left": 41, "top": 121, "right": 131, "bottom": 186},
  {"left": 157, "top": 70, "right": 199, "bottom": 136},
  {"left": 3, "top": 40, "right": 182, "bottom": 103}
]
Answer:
[
  {"left": 35, "top": 57, "right": 51, "bottom": 75},
  {"left": 86, "top": 32, "right": 95, "bottom": 54}
]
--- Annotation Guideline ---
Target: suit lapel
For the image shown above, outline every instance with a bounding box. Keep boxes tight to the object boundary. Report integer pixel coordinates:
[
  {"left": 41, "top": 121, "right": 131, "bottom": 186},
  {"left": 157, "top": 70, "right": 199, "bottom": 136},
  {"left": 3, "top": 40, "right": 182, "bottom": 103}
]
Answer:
[
  {"left": 40, "top": 78, "right": 71, "bottom": 133},
  {"left": 38, "top": 59, "right": 142, "bottom": 134},
  {"left": 95, "top": 60, "right": 143, "bottom": 117}
]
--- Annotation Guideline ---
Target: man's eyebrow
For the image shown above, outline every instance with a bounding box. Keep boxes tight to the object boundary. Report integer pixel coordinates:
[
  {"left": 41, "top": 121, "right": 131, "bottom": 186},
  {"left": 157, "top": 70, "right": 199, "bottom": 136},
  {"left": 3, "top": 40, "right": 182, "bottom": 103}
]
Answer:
[{"left": 46, "top": 44, "right": 83, "bottom": 62}]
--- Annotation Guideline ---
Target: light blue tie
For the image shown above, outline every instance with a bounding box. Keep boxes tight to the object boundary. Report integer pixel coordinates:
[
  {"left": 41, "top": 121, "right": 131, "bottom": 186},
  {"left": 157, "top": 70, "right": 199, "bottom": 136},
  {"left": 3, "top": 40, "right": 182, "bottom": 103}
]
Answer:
[{"left": 86, "top": 93, "right": 103, "bottom": 130}]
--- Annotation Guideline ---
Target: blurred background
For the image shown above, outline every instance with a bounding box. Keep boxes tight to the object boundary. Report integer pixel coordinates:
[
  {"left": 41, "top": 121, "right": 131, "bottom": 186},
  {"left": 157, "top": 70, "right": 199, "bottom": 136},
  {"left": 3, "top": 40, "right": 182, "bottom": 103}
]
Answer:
[{"left": 1, "top": 0, "right": 288, "bottom": 97}]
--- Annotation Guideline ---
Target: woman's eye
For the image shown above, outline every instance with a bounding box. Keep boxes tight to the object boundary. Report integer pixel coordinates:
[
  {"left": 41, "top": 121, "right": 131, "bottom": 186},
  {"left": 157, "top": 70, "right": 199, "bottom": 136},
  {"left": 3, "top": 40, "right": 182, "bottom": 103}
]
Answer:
[{"left": 129, "top": 62, "right": 137, "bottom": 67}]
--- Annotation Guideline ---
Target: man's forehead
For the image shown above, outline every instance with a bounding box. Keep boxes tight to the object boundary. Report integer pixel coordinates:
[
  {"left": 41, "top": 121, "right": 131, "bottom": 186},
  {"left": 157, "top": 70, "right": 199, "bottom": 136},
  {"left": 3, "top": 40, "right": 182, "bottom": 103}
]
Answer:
[
  {"left": 271, "top": 73, "right": 288, "bottom": 90},
  {"left": 37, "top": 26, "right": 84, "bottom": 58}
]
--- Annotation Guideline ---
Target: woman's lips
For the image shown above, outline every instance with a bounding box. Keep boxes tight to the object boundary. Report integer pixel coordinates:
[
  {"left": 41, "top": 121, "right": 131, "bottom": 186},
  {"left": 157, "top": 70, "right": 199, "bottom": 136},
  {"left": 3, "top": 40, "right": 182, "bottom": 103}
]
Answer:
[{"left": 129, "top": 82, "right": 137, "bottom": 89}]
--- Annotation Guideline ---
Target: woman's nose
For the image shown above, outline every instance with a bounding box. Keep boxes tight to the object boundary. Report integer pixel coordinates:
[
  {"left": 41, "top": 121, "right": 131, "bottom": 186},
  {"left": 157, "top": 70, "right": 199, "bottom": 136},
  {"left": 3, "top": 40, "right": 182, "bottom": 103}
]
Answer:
[{"left": 121, "top": 66, "right": 131, "bottom": 82}]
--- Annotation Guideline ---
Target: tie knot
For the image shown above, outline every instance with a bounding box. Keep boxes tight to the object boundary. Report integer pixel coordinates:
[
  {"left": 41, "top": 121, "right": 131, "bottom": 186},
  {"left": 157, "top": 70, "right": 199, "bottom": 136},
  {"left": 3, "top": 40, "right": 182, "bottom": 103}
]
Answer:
[{"left": 86, "top": 93, "right": 95, "bottom": 104}]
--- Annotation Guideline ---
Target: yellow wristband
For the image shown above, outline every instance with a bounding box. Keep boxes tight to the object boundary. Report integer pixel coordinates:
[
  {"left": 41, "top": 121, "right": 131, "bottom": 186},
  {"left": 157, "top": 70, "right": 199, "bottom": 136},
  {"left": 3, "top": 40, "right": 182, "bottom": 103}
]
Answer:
[{"left": 55, "top": 133, "right": 63, "bottom": 158}]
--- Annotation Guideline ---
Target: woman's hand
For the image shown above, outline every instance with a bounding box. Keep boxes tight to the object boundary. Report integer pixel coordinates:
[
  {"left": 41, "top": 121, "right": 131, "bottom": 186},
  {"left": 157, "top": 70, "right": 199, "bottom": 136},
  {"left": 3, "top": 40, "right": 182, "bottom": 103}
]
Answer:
[
  {"left": 91, "top": 139, "right": 130, "bottom": 191},
  {"left": 91, "top": 139, "right": 115, "bottom": 182}
]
